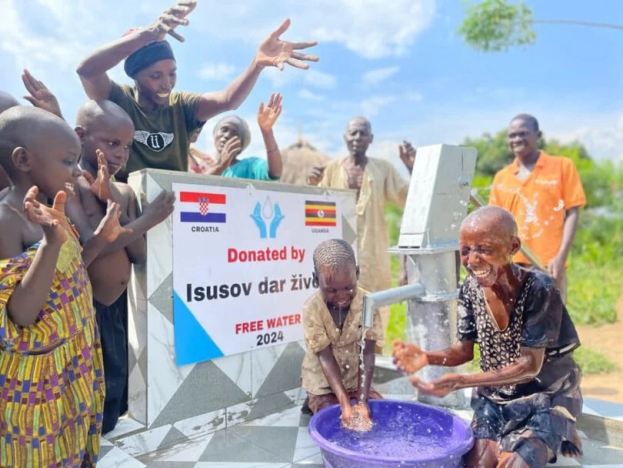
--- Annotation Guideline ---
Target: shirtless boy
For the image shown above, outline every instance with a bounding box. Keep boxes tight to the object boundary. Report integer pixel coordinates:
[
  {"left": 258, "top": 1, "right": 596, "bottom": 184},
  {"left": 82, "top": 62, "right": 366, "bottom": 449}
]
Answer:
[{"left": 66, "top": 99, "right": 175, "bottom": 433}]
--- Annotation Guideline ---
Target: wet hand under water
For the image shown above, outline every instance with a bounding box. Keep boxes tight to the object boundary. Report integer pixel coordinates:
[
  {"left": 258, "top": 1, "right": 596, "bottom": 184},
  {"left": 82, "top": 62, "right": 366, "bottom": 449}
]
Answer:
[{"left": 342, "top": 403, "right": 373, "bottom": 432}]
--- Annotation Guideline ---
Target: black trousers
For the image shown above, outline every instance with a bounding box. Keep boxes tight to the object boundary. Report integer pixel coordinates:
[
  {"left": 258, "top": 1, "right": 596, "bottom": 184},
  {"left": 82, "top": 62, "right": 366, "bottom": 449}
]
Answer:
[{"left": 95, "top": 290, "right": 129, "bottom": 434}]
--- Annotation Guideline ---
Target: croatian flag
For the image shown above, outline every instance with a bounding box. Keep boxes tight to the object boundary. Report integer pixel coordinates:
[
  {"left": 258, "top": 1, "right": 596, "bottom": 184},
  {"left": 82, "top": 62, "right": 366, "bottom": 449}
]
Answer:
[{"left": 179, "top": 191, "right": 227, "bottom": 223}]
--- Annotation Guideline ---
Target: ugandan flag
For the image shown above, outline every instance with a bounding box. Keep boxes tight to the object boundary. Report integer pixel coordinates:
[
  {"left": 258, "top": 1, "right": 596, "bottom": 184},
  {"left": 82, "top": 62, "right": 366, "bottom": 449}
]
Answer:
[{"left": 305, "top": 200, "right": 337, "bottom": 227}]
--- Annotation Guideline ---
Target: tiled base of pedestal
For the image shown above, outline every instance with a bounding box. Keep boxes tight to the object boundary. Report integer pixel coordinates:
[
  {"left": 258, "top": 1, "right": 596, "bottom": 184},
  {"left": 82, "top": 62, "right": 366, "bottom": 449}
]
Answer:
[{"left": 99, "top": 392, "right": 623, "bottom": 468}]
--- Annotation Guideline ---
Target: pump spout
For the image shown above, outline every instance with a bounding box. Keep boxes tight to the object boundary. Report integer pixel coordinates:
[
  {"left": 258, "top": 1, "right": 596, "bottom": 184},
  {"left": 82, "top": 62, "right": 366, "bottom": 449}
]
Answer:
[{"left": 362, "top": 282, "right": 425, "bottom": 328}]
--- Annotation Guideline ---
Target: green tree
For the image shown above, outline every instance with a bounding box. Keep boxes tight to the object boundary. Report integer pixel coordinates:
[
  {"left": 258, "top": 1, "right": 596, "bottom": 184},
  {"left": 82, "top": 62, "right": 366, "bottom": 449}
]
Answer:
[
  {"left": 460, "top": 129, "right": 620, "bottom": 208},
  {"left": 458, "top": 0, "right": 623, "bottom": 52},
  {"left": 462, "top": 129, "right": 589, "bottom": 177}
]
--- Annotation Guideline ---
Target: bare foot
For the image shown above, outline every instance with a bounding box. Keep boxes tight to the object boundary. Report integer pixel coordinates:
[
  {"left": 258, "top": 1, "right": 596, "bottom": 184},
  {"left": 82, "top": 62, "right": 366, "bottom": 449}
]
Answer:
[{"left": 560, "top": 430, "right": 583, "bottom": 458}]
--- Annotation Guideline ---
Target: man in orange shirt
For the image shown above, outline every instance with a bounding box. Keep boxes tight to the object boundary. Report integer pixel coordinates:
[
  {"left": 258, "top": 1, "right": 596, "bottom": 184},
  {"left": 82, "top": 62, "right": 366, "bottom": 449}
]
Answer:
[{"left": 489, "top": 114, "right": 586, "bottom": 301}]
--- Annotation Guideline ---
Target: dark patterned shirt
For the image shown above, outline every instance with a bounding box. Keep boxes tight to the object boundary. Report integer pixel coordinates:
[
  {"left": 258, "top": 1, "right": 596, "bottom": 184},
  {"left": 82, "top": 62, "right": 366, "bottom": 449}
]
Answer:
[{"left": 457, "top": 270, "right": 580, "bottom": 400}]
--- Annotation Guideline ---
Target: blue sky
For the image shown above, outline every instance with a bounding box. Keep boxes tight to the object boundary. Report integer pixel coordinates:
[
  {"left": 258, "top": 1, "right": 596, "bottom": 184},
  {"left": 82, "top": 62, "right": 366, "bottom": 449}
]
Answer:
[{"left": 1, "top": 0, "right": 622, "bottom": 176}]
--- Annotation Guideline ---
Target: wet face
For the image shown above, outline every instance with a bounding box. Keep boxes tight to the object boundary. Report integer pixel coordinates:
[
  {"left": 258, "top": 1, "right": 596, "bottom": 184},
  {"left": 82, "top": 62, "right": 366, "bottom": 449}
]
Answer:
[
  {"left": 80, "top": 118, "right": 134, "bottom": 175},
  {"left": 134, "top": 59, "right": 177, "bottom": 107},
  {"left": 507, "top": 119, "right": 539, "bottom": 159},
  {"left": 23, "top": 129, "right": 83, "bottom": 199},
  {"left": 317, "top": 264, "right": 359, "bottom": 309},
  {"left": 214, "top": 123, "right": 241, "bottom": 155},
  {"left": 344, "top": 119, "right": 373, "bottom": 158},
  {"left": 459, "top": 222, "right": 520, "bottom": 288}
]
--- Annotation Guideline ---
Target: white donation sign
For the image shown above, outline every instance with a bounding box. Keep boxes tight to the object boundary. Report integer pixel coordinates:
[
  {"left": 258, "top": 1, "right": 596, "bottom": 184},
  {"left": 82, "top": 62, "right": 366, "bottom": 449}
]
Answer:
[{"left": 172, "top": 182, "right": 341, "bottom": 366}]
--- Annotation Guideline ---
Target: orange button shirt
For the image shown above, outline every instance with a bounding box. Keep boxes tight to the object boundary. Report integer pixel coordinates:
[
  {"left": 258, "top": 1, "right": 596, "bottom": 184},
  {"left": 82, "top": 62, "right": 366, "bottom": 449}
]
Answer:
[{"left": 489, "top": 152, "right": 586, "bottom": 267}]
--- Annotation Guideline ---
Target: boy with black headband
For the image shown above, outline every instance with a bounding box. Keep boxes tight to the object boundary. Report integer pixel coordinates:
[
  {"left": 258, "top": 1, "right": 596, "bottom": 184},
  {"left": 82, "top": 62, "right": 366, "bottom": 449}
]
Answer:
[{"left": 76, "top": 0, "right": 319, "bottom": 182}]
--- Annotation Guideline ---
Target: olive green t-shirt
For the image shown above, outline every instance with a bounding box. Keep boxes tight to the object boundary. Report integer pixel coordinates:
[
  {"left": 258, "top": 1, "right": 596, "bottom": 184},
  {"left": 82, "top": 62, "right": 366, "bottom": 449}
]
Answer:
[{"left": 109, "top": 81, "right": 202, "bottom": 182}]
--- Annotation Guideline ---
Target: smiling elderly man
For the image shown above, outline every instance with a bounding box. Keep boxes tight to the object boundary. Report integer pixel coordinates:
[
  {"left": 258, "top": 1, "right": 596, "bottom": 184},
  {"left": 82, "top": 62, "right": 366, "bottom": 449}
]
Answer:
[{"left": 307, "top": 117, "right": 415, "bottom": 349}]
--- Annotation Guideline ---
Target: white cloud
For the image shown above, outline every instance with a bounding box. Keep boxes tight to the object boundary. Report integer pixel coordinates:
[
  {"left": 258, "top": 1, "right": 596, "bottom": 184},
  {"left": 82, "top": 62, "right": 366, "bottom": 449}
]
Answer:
[
  {"left": 263, "top": 68, "right": 337, "bottom": 90},
  {"left": 198, "top": 62, "right": 236, "bottom": 81},
  {"left": 362, "top": 66, "right": 400, "bottom": 87},
  {"left": 360, "top": 95, "right": 397, "bottom": 117},
  {"left": 305, "top": 70, "right": 337, "bottom": 89},
  {"left": 298, "top": 89, "right": 325, "bottom": 101},
  {"left": 194, "top": 0, "right": 436, "bottom": 59},
  {"left": 371, "top": 105, "right": 623, "bottom": 162},
  {"left": 406, "top": 92, "right": 423, "bottom": 102},
  {"left": 547, "top": 113, "right": 623, "bottom": 162},
  {"left": 0, "top": 0, "right": 155, "bottom": 73}
]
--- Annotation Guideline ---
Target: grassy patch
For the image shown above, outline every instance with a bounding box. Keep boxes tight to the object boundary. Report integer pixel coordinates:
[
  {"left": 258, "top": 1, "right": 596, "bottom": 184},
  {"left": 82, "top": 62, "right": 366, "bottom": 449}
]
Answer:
[
  {"left": 427, "top": 343, "right": 615, "bottom": 376},
  {"left": 383, "top": 301, "right": 407, "bottom": 354},
  {"left": 566, "top": 212, "right": 622, "bottom": 325},
  {"left": 566, "top": 262, "right": 620, "bottom": 325},
  {"left": 573, "top": 346, "right": 617, "bottom": 375}
]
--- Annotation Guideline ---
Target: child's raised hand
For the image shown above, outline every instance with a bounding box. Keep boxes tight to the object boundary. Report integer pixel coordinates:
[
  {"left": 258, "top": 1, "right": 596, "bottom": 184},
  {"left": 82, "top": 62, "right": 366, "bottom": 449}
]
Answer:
[
  {"left": 140, "top": 190, "right": 175, "bottom": 226},
  {"left": 257, "top": 93, "right": 283, "bottom": 132},
  {"left": 22, "top": 69, "right": 63, "bottom": 120},
  {"left": 24, "top": 187, "right": 74, "bottom": 244},
  {"left": 94, "top": 200, "right": 132, "bottom": 243},
  {"left": 393, "top": 340, "right": 429, "bottom": 374},
  {"left": 85, "top": 150, "right": 114, "bottom": 202}
]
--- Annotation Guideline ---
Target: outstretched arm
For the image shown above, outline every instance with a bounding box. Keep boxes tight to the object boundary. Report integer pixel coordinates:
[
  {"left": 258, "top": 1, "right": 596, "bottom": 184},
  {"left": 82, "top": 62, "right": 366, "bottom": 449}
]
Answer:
[
  {"left": 195, "top": 19, "right": 318, "bottom": 122},
  {"left": 76, "top": 1, "right": 195, "bottom": 99},
  {"left": 257, "top": 93, "right": 283, "bottom": 178},
  {"left": 410, "top": 347, "right": 545, "bottom": 398},
  {"left": 196, "top": 60, "right": 264, "bottom": 122},
  {"left": 76, "top": 29, "right": 159, "bottom": 100},
  {"left": 66, "top": 184, "right": 173, "bottom": 260},
  {"left": 393, "top": 339, "right": 474, "bottom": 374},
  {"left": 457, "top": 347, "right": 544, "bottom": 389}
]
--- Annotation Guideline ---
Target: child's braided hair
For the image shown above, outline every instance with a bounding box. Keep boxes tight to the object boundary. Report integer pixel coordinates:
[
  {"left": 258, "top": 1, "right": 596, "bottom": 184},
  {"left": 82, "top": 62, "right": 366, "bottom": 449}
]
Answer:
[{"left": 313, "top": 239, "right": 356, "bottom": 276}]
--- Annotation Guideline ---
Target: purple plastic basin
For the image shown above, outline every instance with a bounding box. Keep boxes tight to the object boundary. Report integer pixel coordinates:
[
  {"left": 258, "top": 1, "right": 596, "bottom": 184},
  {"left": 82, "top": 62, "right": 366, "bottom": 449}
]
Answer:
[{"left": 309, "top": 399, "right": 474, "bottom": 468}]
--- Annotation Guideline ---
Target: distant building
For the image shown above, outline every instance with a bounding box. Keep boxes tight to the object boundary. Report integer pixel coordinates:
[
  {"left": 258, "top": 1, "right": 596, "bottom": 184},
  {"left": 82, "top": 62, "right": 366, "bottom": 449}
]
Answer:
[{"left": 280, "top": 136, "right": 331, "bottom": 186}]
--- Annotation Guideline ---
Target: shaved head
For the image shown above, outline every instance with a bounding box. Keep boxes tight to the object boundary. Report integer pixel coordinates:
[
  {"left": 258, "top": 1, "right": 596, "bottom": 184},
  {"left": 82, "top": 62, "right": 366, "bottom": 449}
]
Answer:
[
  {"left": 0, "top": 106, "right": 78, "bottom": 173},
  {"left": 0, "top": 91, "right": 20, "bottom": 114},
  {"left": 346, "top": 116, "right": 372, "bottom": 133},
  {"left": 461, "top": 206, "right": 518, "bottom": 239},
  {"left": 76, "top": 99, "right": 134, "bottom": 131},
  {"left": 510, "top": 113, "right": 539, "bottom": 133}
]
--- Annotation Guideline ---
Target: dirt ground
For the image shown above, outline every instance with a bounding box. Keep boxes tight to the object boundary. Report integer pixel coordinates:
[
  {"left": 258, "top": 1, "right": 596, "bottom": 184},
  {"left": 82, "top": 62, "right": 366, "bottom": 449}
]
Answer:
[{"left": 577, "top": 292, "right": 623, "bottom": 404}]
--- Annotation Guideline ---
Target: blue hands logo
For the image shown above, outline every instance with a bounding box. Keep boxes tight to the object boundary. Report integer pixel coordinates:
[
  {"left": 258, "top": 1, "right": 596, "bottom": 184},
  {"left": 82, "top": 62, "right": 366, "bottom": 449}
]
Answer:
[{"left": 250, "top": 197, "right": 284, "bottom": 239}]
